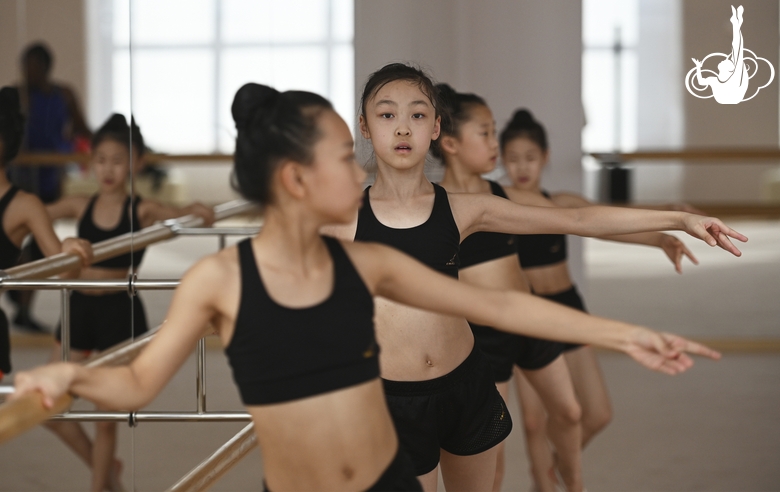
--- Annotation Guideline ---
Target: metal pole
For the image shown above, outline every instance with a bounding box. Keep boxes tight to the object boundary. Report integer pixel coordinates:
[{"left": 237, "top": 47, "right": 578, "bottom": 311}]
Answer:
[
  {"left": 60, "top": 288, "right": 70, "bottom": 362},
  {"left": 49, "top": 411, "right": 251, "bottom": 422},
  {"left": 196, "top": 339, "right": 206, "bottom": 414},
  {"left": 218, "top": 234, "right": 226, "bottom": 250},
  {"left": 0, "top": 279, "right": 180, "bottom": 291}
]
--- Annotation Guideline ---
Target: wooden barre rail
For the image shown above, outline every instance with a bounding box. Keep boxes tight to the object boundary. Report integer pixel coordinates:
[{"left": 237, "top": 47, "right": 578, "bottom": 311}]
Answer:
[
  {"left": 11, "top": 152, "right": 234, "bottom": 166},
  {"left": 590, "top": 148, "right": 780, "bottom": 163},
  {"left": 168, "top": 424, "right": 258, "bottom": 492},
  {"left": 0, "top": 327, "right": 159, "bottom": 444}
]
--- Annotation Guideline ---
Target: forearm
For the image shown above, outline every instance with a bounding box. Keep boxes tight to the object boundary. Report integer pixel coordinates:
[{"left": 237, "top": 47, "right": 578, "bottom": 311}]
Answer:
[
  {"left": 570, "top": 206, "right": 685, "bottom": 237},
  {"left": 596, "top": 231, "right": 665, "bottom": 248},
  {"left": 69, "top": 364, "right": 153, "bottom": 410},
  {"left": 472, "top": 291, "right": 635, "bottom": 351}
]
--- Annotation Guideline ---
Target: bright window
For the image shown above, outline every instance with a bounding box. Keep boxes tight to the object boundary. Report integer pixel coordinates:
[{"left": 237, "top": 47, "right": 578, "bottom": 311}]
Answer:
[{"left": 98, "top": 0, "right": 354, "bottom": 153}]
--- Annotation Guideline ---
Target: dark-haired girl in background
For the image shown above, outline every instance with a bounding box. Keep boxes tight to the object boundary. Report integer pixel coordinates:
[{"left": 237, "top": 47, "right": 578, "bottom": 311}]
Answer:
[
  {"left": 436, "top": 84, "right": 588, "bottom": 492},
  {"left": 0, "top": 86, "right": 92, "bottom": 382},
  {"left": 42, "top": 113, "right": 214, "bottom": 492},
  {"left": 13, "top": 83, "right": 723, "bottom": 492},
  {"left": 501, "top": 108, "right": 701, "bottom": 491},
  {"left": 324, "top": 62, "right": 740, "bottom": 492}
]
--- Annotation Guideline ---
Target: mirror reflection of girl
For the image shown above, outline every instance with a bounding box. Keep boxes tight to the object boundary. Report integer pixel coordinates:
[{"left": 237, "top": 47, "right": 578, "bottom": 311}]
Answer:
[
  {"left": 502, "top": 108, "right": 706, "bottom": 490},
  {"left": 325, "top": 63, "right": 742, "bottom": 492},
  {"left": 0, "top": 86, "right": 92, "bottom": 382},
  {"left": 15, "top": 83, "right": 722, "bottom": 492},
  {"left": 42, "top": 114, "right": 214, "bottom": 492}
]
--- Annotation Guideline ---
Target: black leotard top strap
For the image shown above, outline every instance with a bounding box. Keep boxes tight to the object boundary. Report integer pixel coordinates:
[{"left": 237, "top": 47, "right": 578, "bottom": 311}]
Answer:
[
  {"left": 78, "top": 195, "right": 146, "bottom": 269},
  {"left": 459, "top": 181, "right": 517, "bottom": 268},
  {"left": 0, "top": 186, "right": 22, "bottom": 269},
  {"left": 355, "top": 183, "right": 460, "bottom": 278},
  {"left": 226, "top": 236, "right": 379, "bottom": 406},
  {"left": 515, "top": 190, "right": 567, "bottom": 268}
]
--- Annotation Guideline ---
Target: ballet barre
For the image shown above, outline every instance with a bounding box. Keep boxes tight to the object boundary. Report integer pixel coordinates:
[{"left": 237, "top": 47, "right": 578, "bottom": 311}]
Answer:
[
  {"left": 169, "top": 424, "right": 257, "bottom": 492},
  {"left": 11, "top": 152, "right": 234, "bottom": 166}
]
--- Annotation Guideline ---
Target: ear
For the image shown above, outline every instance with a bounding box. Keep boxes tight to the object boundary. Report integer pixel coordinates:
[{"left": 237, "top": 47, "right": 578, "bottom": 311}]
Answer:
[
  {"left": 358, "top": 114, "right": 371, "bottom": 140},
  {"left": 541, "top": 150, "right": 550, "bottom": 167},
  {"left": 439, "top": 134, "right": 459, "bottom": 155},
  {"left": 431, "top": 115, "right": 442, "bottom": 141},
  {"left": 278, "top": 160, "right": 307, "bottom": 200}
]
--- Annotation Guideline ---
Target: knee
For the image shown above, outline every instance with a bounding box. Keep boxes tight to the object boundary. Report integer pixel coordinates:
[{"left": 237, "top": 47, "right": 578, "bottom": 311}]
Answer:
[
  {"left": 522, "top": 409, "right": 548, "bottom": 437},
  {"left": 583, "top": 404, "right": 612, "bottom": 434},
  {"left": 550, "top": 400, "right": 582, "bottom": 427}
]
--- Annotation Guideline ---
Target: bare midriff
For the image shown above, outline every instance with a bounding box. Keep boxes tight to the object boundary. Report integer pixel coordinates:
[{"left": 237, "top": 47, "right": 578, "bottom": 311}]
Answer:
[
  {"left": 77, "top": 266, "right": 130, "bottom": 296},
  {"left": 250, "top": 379, "right": 399, "bottom": 491},
  {"left": 523, "top": 260, "right": 573, "bottom": 296},
  {"left": 373, "top": 297, "right": 475, "bottom": 382}
]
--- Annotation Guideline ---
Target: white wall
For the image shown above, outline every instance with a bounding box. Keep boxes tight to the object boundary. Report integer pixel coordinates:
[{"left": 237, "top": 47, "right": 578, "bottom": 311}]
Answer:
[{"left": 355, "top": 0, "right": 587, "bottom": 287}]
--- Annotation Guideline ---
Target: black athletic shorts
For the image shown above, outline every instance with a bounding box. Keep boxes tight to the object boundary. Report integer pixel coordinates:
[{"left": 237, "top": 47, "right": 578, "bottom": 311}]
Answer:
[
  {"left": 0, "top": 308, "right": 10, "bottom": 376},
  {"left": 382, "top": 344, "right": 513, "bottom": 476},
  {"left": 262, "top": 447, "right": 422, "bottom": 492},
  {"left": 56, "top": 291, "right": 148, "bottom": 352},
  {"left": 538, "top": 285, "right": 588, "bottom": 353},
  {"left": 470, "top": 323, "right": 567, "bottom": 382}
]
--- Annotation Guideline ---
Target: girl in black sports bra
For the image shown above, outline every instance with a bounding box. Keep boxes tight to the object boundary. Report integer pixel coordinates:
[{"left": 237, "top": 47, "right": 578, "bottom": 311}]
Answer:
[
  {"left": 42, "top": 113, "right": 214, "bottom": 492},
  {"left": 324, "top": 63, "right": 741, "bottom": 492},
  {"left": 0, "top": 87, "right": 91, "bottom": 381},
  {"left": 436, "top": 84, "right": 583, "bottom": 492},
  {"left": 501, "top": 109, "right": 702, "bottom": 491},
  {"left": 14, "top": 83, "right": 724, "bottom": 492}
]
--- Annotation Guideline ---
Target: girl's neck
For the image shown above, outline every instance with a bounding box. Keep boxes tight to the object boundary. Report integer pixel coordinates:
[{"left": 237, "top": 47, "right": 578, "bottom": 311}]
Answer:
[
  {"left": 372, "top": 159, "right": 432, "bottom": 200},
  {"left": 254, "top": 204, "right": 329, "bottom": 272},
  {"left": 98, "top": 186, "right": 129, "bottom": 201},
  {"left": 440, "top": 161, "right": 489, "bottom": 193}
]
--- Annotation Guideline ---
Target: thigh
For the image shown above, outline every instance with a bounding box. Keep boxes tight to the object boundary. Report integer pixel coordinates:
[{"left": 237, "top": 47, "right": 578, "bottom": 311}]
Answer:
[
  {"left": 521, "top": 355, "right": 579, "bottom": 416},
  {"left": 440, "top": 446, "right": 499, "bottom": 492},
  {"left": 563, "top": 346, "right": 610, "bottom": 416}
]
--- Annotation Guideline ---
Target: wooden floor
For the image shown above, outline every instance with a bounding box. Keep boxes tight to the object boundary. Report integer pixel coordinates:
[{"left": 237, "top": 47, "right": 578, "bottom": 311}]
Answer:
[{"left": 1, "top": 219, "right": 779, "bottom": 491}]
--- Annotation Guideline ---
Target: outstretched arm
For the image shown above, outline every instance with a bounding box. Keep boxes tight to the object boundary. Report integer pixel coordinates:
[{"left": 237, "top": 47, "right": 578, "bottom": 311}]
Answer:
[
  {"left": 11, "top": 254, "right": 221, "bottom": 409},
  {"left": 551, "top": 192, "right": 699, "bottom": 273},
  {"left": 692, "top": 58, "right": 711, "bottom": 87},
  {"left": 349, "top": 242, "right": 719, "bottom": 375},
  {"left": 449, "top": 192, "right": 747, "bottom": 256}
]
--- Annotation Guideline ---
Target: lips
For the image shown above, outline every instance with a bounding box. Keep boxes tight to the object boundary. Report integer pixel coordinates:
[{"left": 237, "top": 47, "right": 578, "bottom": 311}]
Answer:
[{"left": 394, "top": 142, "right": 412, "bottom": 153}]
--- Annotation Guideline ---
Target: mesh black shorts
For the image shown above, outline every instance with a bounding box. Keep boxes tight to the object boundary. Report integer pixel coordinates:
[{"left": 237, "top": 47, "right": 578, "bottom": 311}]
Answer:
[
  {"left": 262, "top": 448, "right": 422, "bottom": 492},
  {"left": 56, "top": 291, "right": 148, "bottom": 352},
  {"left": 382, "top": 345, "right": 513, "bottom": 476},
  {"left": 470, "top": 322, "right": 567, "bottom": 382},
  {"left": 538, "top": 285, "right": 588, "bottom": 353}
]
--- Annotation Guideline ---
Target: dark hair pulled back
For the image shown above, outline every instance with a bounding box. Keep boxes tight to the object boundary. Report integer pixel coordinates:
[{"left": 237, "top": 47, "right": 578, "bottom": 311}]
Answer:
[
  {"left": 360, "top": 63, "right": 441, "bottom": 119},
  {"left": 92, "top": 113, "right": 145, "bottom": 157},
  {"left": 432, "top": 83, "right": 487, "bottom": 159},
  {"left": 500, "top": 109, "right": 548, "bottom": 153},
  {"left": 231, "top": 83, "right": 332, "bottom": 205},
  {"left": 22, "top": 43, "right": 53, "bottom": 72},
  {"left": 0, "top": 87, "right": 25, "bottom": 164}
]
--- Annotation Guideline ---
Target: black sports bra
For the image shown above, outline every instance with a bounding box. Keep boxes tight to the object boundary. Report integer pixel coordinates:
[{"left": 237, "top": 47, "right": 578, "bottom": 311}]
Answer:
[
  {"left": 0, "top": 186, "right": 21, "bottom": 270},
  {"left": 78, "top": 195, "right": 145, "bottom": 269},
  {"left": 355, "top": 183, "right": 460, "bottom": 278},
  {"left": 516, "top": 191, "right": 567, "bottom": 268},
  {"left": 459, "top": 181, "right": 516, "bottom": 268},
  {"left": 226, "top": 236, "right": 379, "bottom": 406}
]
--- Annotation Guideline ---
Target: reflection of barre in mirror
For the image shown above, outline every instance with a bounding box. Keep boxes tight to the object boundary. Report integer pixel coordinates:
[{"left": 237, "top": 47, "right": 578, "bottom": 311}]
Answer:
[{"left": 685, "top": 5, "right": 774, "bottom": 104}]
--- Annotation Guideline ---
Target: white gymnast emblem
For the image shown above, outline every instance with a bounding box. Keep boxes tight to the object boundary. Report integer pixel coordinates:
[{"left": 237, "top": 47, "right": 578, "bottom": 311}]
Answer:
[{"left": 685, "top": 5, "right": 774, "bottom": 104}]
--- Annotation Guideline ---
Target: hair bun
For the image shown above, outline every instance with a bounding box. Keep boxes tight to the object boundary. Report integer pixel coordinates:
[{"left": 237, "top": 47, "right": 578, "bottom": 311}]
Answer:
[
  {"left": 232, "top": 83, "right": 281, "bottom": 129},
  {"left": 509, "top": 109, "right": 536, "bottom": 127}
]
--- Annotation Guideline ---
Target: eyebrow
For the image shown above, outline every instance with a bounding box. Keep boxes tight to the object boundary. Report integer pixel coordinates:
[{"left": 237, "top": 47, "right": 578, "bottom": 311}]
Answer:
[
  {"left": 375, "top": 99, "right": 397, "bottom": 106},
  {"left": 409, "top": 100, "right": 430, "bottom": 107}
]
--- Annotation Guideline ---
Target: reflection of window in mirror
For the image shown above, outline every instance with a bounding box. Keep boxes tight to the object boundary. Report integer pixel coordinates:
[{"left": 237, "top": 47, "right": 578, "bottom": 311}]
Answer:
[{"left": 88, "top": 0, "right": 354, "bottom": 154}]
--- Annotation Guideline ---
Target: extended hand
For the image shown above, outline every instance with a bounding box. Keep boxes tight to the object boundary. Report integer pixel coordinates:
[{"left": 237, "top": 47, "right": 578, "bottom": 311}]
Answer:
[
  {"left": 660, "top": 234, "right": 698, "bottom": 274},
  {"left": 62, "top": 237, "right": 94, "bottom": 267},
  {"left": 625, "top": 328, "right": 721, "bottom": 375},
  {"left": 692, "top": 58, "right": 703, "bottom": 67},
  {"left": 10, "top": 363, "right": 77, "bottom": 409},
  {"left": 682, "top": 215, "right": 747, "bottom": 256}
]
